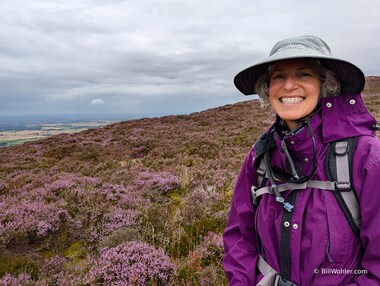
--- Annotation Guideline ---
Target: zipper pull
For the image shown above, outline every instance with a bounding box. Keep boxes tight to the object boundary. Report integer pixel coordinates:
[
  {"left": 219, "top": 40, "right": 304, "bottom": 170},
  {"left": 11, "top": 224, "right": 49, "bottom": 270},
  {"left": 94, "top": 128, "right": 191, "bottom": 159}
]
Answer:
[{"left": 275, "top": 194, "right": 294, "bottom": 212}]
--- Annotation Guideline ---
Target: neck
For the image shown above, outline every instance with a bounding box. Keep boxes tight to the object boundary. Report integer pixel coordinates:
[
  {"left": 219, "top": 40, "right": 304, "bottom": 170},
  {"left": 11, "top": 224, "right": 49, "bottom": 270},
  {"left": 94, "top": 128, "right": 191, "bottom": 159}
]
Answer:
[{"left": 285, "top": 120, "right": 299, "bottom": 131}]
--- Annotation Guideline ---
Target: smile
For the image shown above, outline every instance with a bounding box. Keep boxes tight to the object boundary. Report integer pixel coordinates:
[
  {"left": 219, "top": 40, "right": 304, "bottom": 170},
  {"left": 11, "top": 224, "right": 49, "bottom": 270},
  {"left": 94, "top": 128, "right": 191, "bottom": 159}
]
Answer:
[{"left": 280, "top": 97, "right": 305, "bottom": 104}]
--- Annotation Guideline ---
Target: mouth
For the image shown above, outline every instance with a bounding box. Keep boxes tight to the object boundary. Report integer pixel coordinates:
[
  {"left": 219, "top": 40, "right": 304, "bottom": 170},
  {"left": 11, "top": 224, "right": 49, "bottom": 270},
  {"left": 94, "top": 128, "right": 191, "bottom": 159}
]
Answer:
[{"left": 280, "top": 97, "right": 305, "bottom": 104}]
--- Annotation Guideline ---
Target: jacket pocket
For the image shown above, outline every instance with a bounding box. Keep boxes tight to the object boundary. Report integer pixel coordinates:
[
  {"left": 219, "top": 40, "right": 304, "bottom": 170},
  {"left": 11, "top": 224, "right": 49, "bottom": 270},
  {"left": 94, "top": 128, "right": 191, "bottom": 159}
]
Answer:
[{"left": 324, "top": 192, "right": 350, "bottom": 265}]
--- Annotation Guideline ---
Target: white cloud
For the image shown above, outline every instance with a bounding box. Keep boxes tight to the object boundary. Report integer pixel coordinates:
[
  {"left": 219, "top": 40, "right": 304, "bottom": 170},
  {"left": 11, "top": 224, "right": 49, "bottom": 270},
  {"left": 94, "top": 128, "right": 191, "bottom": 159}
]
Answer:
[{"left": 91, "top": 99, "right": 105, "bottom": 105}]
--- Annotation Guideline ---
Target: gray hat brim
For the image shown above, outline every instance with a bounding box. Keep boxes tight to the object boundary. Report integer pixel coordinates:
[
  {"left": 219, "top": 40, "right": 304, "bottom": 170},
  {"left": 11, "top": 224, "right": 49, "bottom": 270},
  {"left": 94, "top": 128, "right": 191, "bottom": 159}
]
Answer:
[{"left": 234, "top": 54, "right": 365, "bottom": 95}]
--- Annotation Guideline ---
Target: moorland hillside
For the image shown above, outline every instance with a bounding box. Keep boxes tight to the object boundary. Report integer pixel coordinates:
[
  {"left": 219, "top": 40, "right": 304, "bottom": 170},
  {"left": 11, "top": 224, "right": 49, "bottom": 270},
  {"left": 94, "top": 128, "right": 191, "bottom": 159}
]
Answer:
[{"left": 0, "top": 77, "right": 379, "bottom": 285}]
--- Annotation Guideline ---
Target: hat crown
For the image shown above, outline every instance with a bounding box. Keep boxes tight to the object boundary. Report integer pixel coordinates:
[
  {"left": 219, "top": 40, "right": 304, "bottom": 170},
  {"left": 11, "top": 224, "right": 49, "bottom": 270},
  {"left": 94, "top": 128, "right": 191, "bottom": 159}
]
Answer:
[{"left": 270, "top": 35, "right": 331, "bottom": 57}]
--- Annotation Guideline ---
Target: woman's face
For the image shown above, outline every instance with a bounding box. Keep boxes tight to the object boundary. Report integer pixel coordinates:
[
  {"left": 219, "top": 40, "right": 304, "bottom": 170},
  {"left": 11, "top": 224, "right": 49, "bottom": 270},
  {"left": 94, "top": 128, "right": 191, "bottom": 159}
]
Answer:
[{"left": 268, "top": 59, "right": 321, "bottom": 131}]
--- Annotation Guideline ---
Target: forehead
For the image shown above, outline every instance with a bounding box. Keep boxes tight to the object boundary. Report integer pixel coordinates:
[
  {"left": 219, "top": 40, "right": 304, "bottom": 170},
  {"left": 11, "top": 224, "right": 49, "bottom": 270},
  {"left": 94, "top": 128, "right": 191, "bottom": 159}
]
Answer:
[{"left": 270, "top": 58, "right": 318, "bottom": 70}]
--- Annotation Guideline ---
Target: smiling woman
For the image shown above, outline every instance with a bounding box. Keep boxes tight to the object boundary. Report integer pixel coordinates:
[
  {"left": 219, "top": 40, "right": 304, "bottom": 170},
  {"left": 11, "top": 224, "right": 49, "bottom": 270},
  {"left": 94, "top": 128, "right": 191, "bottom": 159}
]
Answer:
[
  {"left": 267, "top": 59, "right": 321, "bottom": 130},
  {"left": 223, "top": 35, "right": 380, "bottom": 286}
]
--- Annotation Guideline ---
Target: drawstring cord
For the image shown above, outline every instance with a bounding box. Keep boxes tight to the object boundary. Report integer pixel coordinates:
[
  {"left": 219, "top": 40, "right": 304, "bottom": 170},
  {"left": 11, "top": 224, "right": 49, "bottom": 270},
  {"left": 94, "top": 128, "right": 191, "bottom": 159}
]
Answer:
[
  {"left": 281, "top": 136, "right": 300, "bottom": 180},
  {"left": 264, "top": 151, "right": 295, "bottom": 213},
  {"left": 264, "top": 118, "right": 318, "bottom": 212}
]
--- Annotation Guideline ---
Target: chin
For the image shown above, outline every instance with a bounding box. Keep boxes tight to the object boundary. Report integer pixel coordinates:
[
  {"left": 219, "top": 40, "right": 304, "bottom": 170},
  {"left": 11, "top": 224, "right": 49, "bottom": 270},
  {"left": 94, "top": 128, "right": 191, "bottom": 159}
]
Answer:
[{"left": 279, "top": 115, "right": 304, "bottom": 122}]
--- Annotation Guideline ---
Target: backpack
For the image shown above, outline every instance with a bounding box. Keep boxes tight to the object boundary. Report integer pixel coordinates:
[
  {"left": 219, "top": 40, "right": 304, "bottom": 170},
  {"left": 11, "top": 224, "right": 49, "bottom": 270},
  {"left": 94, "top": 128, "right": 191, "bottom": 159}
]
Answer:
[
  {"left": 252, "top": 133, "right": 360, "bottom": 285},
  {"left": 252, "top": 134, "right": 360, "bottom": 234}
]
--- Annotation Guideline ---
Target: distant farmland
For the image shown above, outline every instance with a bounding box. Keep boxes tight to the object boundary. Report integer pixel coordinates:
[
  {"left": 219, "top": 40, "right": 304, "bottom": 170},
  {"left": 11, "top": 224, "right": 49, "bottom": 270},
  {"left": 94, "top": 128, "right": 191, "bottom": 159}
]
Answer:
[{"left": 0, "top": 120, "right": 113, "bottom": 147}]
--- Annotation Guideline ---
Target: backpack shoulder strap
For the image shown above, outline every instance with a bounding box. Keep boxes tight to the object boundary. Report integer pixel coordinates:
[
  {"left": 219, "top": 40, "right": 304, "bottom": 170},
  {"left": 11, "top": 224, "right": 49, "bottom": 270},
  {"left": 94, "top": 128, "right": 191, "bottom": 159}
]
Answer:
[
  {"left": 257, "top": 157, "right": 267, "bottom": 189},
  {"left": 252, "top": 134, "right": 361, "bottom": 235},
  {"left": 253, "top": 130, "right": 276, "bottom": 195},
  {"left": 325, "top": 137, "right": 360, "bottom": 235}
]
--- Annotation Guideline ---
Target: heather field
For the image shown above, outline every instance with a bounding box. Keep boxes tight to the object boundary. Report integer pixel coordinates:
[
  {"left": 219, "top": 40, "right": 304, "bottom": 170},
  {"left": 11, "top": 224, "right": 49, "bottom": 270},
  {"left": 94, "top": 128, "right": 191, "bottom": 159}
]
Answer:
[{"left": 0, "top": 77, "right": 379, "bottom": 285}]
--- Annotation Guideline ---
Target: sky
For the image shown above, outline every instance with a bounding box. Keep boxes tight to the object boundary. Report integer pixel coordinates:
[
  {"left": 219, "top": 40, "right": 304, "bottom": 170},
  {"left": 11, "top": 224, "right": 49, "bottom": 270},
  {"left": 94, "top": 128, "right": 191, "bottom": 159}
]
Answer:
[{"left": 0, "top": 0, "right": 379, "bottom": 119}]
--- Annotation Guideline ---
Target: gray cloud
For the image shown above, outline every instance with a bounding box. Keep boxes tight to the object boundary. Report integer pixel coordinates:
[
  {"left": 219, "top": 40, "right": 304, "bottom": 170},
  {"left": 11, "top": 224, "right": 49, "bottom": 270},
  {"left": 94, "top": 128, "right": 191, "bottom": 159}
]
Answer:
[{"left": 0, "top": 0, "right": 379, "bottom": 117}]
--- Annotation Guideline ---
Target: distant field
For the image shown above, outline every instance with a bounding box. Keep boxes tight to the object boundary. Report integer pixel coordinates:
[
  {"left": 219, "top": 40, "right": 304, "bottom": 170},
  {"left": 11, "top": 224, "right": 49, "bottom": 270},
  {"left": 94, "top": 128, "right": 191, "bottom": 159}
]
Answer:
[{"left": 0, "top": 121, "right": 113, "bottom": 147}]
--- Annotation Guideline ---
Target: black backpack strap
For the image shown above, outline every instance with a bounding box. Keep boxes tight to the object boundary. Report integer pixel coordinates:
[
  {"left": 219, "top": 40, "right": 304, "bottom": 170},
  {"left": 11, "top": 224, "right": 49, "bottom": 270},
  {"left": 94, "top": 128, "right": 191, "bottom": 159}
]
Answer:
[
  {"left": 255, "top": 129, "right": 277, "bottom": 160},
  {"left": 257, "top": 157, "right": 267, "bottom": 188},
  {"left": 325, "top": 137, "right": 360, "bottom": 235},
  {"left": 252, "top": 130, "right": 276, "bottom": 204}
]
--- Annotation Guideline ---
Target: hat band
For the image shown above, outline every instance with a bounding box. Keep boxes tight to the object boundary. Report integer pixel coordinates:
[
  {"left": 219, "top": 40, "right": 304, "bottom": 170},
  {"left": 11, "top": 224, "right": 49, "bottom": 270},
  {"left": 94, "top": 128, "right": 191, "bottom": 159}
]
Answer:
[{"left": 272, "top": 43, "right": 330, "bottom": 56}]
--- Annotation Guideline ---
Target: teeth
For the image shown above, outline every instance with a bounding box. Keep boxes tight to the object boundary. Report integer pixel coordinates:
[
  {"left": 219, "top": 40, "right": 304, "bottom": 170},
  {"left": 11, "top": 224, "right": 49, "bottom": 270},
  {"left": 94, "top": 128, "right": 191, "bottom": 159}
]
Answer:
[{"left": 281, "top": 97, "right": 304, "bottom": 104}]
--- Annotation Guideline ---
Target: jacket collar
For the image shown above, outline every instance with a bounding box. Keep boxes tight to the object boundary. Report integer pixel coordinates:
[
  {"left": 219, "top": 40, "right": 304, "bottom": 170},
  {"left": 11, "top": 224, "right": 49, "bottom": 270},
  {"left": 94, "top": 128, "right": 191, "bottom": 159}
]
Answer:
[{"left": 274, "top": 110, "right": 322, "bottom": 162}]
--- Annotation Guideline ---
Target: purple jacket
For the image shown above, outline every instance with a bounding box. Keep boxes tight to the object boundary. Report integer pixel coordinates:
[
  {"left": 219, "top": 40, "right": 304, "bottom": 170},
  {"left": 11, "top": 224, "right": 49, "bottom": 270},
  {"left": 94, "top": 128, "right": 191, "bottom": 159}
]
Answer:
[{"left": 223, "top": 94, "right": 380, "bottom": 285}]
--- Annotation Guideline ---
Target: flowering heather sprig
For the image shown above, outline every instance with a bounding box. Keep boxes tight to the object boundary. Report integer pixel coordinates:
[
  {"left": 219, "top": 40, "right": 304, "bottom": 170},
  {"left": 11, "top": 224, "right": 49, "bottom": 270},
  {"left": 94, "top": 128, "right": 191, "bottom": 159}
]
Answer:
[
  {"left": 103, "top": 208, "right": 139, "bottom": 234},
  {"left": 182, "top": 187, "right": 224, "bottom": 222},
  {"left": 0, "top": 197, "right": 68, "bottom": 246},
  {"left": 188, "top": 231, "right": 224, "bottom": 268},
  {"left": 48, "top": 177, "right": 76, "bottom": 191},
  {"left": 88, "top": 241, "right": 175, "bottom": 285},
  {"left": 51, "top": 258, "right": 90, "bottom": 286},
  {"left": 37, "top": 221, "right": 54, "bottom": 237},
  {"left": 47, "top": 173, "right": 100, "bottom": 190},
  {"left": 135, "top": 171, "right": 180, "bottom": 194},
  {"left": 198, "top": 231, "right": 224, "bottom": 262},
  {"left": 198, "top": 265, "right": 223, "bottom": 286},
  {"left": 66, "top": 183, "right": 146, "bottom": 246},
  {"left": 0, "top": 273, "right": 34, "bottom": 286},
  {"left": 38, "top": 255, "right": 68, "bottom": 277},
  {"left": 98, "top": 183, "right": 146, "bottom": 208}
]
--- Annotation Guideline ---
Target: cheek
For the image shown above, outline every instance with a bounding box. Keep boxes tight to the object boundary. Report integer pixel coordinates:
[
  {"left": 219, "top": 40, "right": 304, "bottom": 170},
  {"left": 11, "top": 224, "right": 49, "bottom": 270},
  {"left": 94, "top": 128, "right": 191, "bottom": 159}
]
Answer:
[
  {"left": 268, "top": 84, "right": 279, "bottom": 100},
  {"left": 311, "top": 84, "right": 321, "bottom": 102},
  {"left": 268, "top": 92, "right": 277, "bottom": 106}
]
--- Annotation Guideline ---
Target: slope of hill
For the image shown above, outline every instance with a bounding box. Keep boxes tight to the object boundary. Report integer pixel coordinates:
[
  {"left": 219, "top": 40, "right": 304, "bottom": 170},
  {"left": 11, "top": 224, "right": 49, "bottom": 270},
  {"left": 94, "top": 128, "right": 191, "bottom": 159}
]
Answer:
[{"left": 0, "top": 77, "right": 379, "bottom": 285}]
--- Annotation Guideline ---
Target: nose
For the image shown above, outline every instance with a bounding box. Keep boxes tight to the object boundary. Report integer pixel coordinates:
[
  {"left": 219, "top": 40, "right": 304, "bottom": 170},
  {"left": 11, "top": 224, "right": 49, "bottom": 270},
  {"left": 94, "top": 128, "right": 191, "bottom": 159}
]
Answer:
[{"left": 284, "top": 75, "right": 298, "bottom": 91}]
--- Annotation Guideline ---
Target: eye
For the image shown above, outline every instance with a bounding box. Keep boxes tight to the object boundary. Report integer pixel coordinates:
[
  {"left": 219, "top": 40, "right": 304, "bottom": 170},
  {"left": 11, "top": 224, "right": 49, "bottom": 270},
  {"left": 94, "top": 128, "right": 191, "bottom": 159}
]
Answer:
[
  {"left": 271, "top": 73, "right": 285, "bottom": 81},
  {"left": 297, "top": 69, "right": 316, "bottom": 78}
]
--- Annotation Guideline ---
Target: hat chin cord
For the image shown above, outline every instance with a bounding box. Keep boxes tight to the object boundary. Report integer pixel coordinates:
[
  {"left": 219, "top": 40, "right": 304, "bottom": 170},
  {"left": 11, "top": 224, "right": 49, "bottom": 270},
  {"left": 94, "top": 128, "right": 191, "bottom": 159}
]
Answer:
[{"left": 264, "top": 118, "right": 318, "bottom": 212}]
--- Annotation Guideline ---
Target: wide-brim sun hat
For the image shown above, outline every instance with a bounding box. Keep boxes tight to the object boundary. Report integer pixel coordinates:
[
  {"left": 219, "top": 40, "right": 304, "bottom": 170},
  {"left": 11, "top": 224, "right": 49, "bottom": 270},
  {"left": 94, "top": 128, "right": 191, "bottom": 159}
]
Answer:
[{"left": 234, "top": 35, "right": 365, "bottom": 95}]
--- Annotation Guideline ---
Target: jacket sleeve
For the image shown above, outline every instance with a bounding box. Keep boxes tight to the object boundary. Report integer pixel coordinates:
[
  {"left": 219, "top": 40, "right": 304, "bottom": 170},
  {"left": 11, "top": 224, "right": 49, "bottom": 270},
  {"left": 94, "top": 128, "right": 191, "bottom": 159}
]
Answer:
[
  {"left": 348, "top": 140, "right": 380, "bottom": 285},
  {"left": 222, "top": 149, "right": 261, "bottom": 286}
]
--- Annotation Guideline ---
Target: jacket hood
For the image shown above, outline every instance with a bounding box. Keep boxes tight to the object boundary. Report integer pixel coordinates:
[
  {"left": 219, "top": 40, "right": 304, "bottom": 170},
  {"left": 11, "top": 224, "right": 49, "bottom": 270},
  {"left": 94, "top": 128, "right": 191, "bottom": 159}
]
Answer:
[
  {"left": 254, "top": 93, "right": 377, "bottom": 165},
  {"left": 321, "top": 93, "right": 377, "bottom": 143},
  {"left": 265, "top": 93, "right": 377, "bottom": 181}
]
